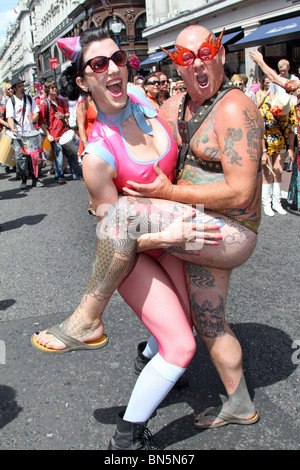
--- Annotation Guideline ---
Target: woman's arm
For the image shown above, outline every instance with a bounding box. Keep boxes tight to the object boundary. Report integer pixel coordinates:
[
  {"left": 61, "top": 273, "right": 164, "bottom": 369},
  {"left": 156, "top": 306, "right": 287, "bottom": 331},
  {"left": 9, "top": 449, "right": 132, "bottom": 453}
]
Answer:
[
  {"left": 82, "top": 153, "right": 220, "bottom": 249},
  {"left": 82, "top": 153, "right": 118, "bottom": 219},
  {"left": 77, "top": 100, "right": 88, "bottom": 146}
]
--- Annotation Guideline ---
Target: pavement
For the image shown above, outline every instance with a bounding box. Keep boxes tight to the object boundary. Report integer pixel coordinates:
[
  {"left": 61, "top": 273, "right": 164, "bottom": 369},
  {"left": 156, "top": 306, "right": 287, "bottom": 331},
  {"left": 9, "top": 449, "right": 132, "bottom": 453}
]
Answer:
[{"left": 0, "top": 163, "right": 299, "bottom": 452}]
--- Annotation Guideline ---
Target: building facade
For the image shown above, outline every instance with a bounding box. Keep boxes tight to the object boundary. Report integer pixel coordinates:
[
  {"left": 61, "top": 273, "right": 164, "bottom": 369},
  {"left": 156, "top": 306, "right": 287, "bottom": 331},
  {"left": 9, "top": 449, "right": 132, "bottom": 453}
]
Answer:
[
  {"left": 141, "top": 0, "right": 300, "bottom": 80},
  {"left": 0, "top": 0, "right": 299, "bottom": 87},
  {"left": 0, "top": 0, "right": 147, "bottom": 87}
]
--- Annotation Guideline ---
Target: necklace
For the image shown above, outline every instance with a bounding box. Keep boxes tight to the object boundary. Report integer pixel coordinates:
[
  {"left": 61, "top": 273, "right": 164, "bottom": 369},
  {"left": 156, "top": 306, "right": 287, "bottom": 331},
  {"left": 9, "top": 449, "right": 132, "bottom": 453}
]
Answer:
[{"left": 146, "top": 93, "right": 157, "bottom": 102}]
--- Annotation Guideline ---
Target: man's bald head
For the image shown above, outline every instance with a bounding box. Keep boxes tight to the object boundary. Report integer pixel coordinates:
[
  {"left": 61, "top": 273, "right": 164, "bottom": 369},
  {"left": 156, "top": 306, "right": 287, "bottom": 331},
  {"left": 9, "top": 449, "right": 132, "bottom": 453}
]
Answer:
[{"left": 176, "top": 25, "right": 213, "bottom": 45}]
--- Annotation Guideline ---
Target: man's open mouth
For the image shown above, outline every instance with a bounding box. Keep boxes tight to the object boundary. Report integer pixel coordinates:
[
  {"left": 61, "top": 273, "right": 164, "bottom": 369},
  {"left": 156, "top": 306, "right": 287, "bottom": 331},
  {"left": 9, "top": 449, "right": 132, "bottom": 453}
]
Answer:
[{"left": 197, "top": 73, "right": 208, "bottom": 87}]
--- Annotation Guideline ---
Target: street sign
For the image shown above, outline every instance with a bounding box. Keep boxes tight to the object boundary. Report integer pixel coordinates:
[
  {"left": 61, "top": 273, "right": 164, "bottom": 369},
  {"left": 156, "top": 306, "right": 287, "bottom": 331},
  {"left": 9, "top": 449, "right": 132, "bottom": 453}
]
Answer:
[{"left": 50, "top": 58, "right": 59, "bottom": 70}]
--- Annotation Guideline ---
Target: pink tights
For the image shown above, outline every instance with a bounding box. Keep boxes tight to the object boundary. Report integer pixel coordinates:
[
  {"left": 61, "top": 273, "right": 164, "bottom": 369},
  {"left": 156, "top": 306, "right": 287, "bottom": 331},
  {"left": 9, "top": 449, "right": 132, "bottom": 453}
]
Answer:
[{"left": 118, "top": 253, "right": 195, "bottom": 369}]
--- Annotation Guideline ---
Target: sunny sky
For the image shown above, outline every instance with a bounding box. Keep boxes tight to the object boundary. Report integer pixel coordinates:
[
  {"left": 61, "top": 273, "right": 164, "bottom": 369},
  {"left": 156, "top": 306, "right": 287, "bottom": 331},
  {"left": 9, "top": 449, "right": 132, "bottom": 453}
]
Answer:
[{"left": 0, "top": 0, "right": 19, "bottom": 46}]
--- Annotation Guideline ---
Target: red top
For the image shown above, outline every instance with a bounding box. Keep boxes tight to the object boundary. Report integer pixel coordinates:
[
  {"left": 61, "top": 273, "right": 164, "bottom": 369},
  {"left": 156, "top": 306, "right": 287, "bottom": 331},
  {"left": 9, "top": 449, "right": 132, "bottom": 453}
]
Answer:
[{"left": 39, "top": 97, "right": 69, "bottom": 141}]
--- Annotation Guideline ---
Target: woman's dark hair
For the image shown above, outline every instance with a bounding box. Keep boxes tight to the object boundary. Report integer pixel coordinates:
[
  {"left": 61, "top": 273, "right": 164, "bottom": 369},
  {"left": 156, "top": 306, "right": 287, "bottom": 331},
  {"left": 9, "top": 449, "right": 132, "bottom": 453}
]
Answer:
[
  {"left": 59, "top": 27, "right": 111, "bottom": 101},
  {"left": 143, "top": 72, "right": 160, "bottom": 87},
  {"left": 259, "top": 75, "right": 269, "bottom": 89}
]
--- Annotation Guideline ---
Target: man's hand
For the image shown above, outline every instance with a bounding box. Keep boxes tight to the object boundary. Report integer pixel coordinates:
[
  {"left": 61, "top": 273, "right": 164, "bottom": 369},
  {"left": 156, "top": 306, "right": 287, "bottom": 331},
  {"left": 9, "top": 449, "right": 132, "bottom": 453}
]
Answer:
[
  {"left": 123, "top": 162, "right": 174, "bottom": 200},
  {"left": 249, "top": 50, "right": 264, "bottom": 66}
]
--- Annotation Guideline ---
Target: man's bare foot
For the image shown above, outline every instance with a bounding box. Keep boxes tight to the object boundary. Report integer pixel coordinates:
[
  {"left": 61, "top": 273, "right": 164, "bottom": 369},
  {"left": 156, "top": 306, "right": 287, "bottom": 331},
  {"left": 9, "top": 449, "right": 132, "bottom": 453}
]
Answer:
[
  {"left": 33, "top": 309, "right": 104, "bottom": 351},
  {"left": 194, "top": 403, "right": 259, "bottom": 428}
]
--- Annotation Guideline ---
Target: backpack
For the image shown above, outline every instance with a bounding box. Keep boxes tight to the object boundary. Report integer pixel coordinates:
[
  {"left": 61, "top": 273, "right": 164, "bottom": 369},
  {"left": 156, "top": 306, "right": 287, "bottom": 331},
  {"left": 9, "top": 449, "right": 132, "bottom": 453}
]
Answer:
[{"left": 44, "top": 97, "right": 69, "bottom": 131}]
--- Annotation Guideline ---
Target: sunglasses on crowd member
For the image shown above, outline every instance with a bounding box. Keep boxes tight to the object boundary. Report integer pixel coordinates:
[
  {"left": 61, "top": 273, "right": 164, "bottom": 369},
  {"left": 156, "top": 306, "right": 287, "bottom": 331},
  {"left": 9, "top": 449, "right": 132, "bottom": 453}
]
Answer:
[
  {"left": 160, "top": 79, "right": 168, "bottom": 85},
  {"left": 234, "top": 82, "right": 243, "bottom": 87},
  {"left": 147, "top": 80, "right": 161, "bottom": 86},
  {"left": 82, "top": 50, "right": 128, "bottom": 73}
]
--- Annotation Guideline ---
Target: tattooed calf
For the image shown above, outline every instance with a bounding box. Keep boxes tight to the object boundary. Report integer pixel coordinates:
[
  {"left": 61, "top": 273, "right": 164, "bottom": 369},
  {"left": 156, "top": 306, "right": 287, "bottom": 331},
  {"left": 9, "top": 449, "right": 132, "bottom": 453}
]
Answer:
[{"left": 191, "top": 294, "right": 225, "bottom": 338}]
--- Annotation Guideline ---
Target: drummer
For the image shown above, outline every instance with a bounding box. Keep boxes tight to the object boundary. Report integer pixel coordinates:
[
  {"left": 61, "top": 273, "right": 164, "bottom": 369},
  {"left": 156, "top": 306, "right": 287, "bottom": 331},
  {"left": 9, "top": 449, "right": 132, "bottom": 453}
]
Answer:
[
  {"left": 6, "top": 75, "right": 44, "bottom": 188},
  {"left": 38, "top": 81, "right": 83, "bottom": 184}
]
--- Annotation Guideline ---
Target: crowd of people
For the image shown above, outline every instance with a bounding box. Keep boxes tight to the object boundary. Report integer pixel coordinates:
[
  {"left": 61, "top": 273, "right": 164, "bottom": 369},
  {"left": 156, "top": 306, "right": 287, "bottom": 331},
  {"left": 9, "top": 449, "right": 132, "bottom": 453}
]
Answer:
[
  {"left": 1, "top": 24, "right": 299, "bottom": 450},
  {"left": 228, "top": 59, "right": 299, "bottom": 215}
]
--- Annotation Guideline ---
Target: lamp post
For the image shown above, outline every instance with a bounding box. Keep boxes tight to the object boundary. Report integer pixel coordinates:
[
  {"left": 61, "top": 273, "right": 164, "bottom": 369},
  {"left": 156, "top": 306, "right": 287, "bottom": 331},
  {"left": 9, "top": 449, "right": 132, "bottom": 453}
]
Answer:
[{"left": 111, "top": 16, "right": 122, "bottom": 47}]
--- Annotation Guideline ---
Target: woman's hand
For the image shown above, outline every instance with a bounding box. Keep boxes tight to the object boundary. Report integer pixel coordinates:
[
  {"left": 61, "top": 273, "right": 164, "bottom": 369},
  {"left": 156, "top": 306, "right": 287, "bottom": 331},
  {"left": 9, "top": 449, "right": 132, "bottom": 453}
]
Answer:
[
  {"left": 159, "top": 211, "right": 222, "bottom": 248},
  {"left": 124, "top": 162, "right": 174, "bottom": 200},
  {"left": 137, "top": 210, "right": 222, "bottom": 253}
]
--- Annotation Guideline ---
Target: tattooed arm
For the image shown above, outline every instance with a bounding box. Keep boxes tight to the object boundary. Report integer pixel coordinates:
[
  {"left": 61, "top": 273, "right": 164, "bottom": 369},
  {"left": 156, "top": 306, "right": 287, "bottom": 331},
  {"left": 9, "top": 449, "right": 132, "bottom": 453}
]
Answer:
[
  {"left": 124, "top": 92, "right": 263, "bottom": 211},
  {"left": 83, "top": 153, "right": 220, "bottom": 250}
]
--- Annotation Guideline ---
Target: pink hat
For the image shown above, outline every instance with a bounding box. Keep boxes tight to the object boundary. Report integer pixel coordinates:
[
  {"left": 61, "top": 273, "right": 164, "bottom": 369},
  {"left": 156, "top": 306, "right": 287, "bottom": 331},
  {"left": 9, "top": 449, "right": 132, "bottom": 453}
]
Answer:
[{"left": 57, "top": 36, "right": 81, "bottom": 63}]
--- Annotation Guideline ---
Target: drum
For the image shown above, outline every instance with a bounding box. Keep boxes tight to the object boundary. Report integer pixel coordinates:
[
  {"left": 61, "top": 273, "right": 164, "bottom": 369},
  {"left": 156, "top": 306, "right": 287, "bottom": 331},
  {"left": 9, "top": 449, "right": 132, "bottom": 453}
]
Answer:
[
  {"left": 21, "top": 130, "right": 42, "bottom": 153},
  {"left": 0, "top": 129, "right": 16, "bottom": 166},
  {"left": 59, "top": 130, "right": 79, "bottom": 157},
  {"left": 42, "top": 136, "right": 54, "bottom": 162}
]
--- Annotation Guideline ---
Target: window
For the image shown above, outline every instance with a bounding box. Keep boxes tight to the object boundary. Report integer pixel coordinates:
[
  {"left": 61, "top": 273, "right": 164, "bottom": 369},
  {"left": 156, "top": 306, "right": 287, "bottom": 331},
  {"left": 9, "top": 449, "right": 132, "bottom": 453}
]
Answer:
[{"left": 135, "top": 13, "right": 146, "bottom": 43}]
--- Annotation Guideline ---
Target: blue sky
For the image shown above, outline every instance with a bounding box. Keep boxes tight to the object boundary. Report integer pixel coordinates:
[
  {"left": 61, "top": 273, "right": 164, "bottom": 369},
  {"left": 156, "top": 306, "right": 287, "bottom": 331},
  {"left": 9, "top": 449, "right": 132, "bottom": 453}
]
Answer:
[{"left": 0, "top": 1, "right": 18, "bottom": 46}]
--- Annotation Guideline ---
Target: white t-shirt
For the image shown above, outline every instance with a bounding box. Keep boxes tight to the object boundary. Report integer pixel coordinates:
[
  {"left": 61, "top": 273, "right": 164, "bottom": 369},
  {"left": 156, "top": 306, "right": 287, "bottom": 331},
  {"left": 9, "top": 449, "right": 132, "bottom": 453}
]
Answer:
[
  {"left": 68, "top": 99, "right": 78, "bottom": 128},
  {"left": 6, "top": 95, "right": 39, "bottom": 139},
  {"left": 269, "top": 74, "right": 298, "bottom": 105}
]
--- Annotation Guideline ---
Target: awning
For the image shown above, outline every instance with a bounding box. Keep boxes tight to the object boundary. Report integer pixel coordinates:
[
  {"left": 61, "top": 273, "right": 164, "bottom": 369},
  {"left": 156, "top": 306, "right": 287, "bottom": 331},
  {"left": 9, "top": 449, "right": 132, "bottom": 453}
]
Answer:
[
  {"left": 229, "top": 15, "right": 300, "bottom": 51},
  {"left": 140, "top": 49, "right": 174, "bottom": 68},
  {"left": 139, "top": 31, "right": 241, "bottom": 67},
  {"left": 220, "top": 31, "right": 243, "bottom": 45}
]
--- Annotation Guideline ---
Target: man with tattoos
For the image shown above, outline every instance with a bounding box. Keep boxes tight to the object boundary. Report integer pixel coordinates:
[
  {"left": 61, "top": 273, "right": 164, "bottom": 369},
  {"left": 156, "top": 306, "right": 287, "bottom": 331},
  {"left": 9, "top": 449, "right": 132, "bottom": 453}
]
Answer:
[{"left": 124, "top": 25, "right": 263, "bottom": 429}]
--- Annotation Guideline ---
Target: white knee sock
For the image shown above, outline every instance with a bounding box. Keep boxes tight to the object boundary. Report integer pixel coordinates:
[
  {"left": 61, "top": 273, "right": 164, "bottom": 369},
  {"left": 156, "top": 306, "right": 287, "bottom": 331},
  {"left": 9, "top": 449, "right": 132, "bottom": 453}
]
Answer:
[
  {"left": 142, "top": 335, "right": 159, "bottom": 358},
  {"left": 123, "top": 353, "right": 185, "bottom": 423}
]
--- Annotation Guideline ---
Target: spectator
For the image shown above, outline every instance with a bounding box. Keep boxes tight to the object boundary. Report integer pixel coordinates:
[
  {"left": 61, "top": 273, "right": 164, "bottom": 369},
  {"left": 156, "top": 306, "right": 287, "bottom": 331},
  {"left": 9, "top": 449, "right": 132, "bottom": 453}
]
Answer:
[
  {"left": 268, "top": 59, "right": 298, "bottom": 103},
  {"left": 256, "top": 75, "right": 271, "bottom": 108},
  {"left": 38, "top": 81, "right": 82, "bottom": 184},
  {"left": 260, "top": 93, "right": 296, "bottom": 216},
  {"left": 143, "top": 73, "right": 161, "bottom": 109},
  {"left": 133, "top": 76, "right": 144, "bottom": 88},
  {"left": 6, "top": 75, "right": 43, "bottom": 188},
  {"left": 156, "top": 72, "right": 170, "bottom": 103}
]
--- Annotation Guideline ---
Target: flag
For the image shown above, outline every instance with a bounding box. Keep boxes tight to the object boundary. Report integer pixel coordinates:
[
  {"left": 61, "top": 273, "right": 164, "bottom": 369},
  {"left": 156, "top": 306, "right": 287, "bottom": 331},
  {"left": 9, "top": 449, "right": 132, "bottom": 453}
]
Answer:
[{"left": 14, "top": 8, "right": 18, "bottom": 14}]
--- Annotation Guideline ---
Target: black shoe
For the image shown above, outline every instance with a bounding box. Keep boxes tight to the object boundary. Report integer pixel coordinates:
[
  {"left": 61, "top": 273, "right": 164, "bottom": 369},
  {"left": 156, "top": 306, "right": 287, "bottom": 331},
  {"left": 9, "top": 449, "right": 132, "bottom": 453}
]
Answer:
[
  {"left": 134, "top": 341, "right": 189, "bottom": 389},
  {"left": 32, "top": 179, "right": 44, "bottom": 187},
  {"left": 107, "top": 411, "right": 161, "bottom": 450}
]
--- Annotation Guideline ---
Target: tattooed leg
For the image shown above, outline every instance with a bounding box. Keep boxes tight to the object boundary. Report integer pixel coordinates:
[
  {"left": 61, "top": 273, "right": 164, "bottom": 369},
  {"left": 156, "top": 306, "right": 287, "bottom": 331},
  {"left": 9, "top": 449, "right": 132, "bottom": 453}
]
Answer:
[
  {"left": 185, "top": 263, "right": 256, "bottom": 421},
  {"left": 33, "top": 196, "right": 186, "bottom": 350}
]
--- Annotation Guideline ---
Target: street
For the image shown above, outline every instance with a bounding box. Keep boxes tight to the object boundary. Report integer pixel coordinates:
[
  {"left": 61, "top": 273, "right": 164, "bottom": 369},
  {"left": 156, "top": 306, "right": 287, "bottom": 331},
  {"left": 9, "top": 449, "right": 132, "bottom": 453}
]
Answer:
[{"left": 0, "top": 163, "right": 299, "bottom": 451}]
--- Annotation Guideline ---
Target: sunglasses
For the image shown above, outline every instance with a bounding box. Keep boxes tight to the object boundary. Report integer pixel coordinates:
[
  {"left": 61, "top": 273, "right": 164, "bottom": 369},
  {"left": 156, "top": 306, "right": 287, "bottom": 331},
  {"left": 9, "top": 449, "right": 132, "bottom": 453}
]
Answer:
[
  {"left": 234, "top": 82, "right": 243, "bottom": 87},
  {"left": 82, "top": 50, "right": 127, "bottom": 73},
  {"left": 160, "top": 80, "right": 168, "bottom": 85},
  {"left": 161, "top": 28, "right": 225, "bottom": 66},
  {"left": 147, "top": 80, "right": 160, "bottom": 86}
]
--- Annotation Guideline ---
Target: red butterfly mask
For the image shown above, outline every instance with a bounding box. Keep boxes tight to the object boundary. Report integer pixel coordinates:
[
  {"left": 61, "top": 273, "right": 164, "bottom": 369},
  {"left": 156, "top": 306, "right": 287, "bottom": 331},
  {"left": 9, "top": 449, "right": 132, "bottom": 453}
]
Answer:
[{"left": 160, "top": 29, "right": 225, "bottom": 66}]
